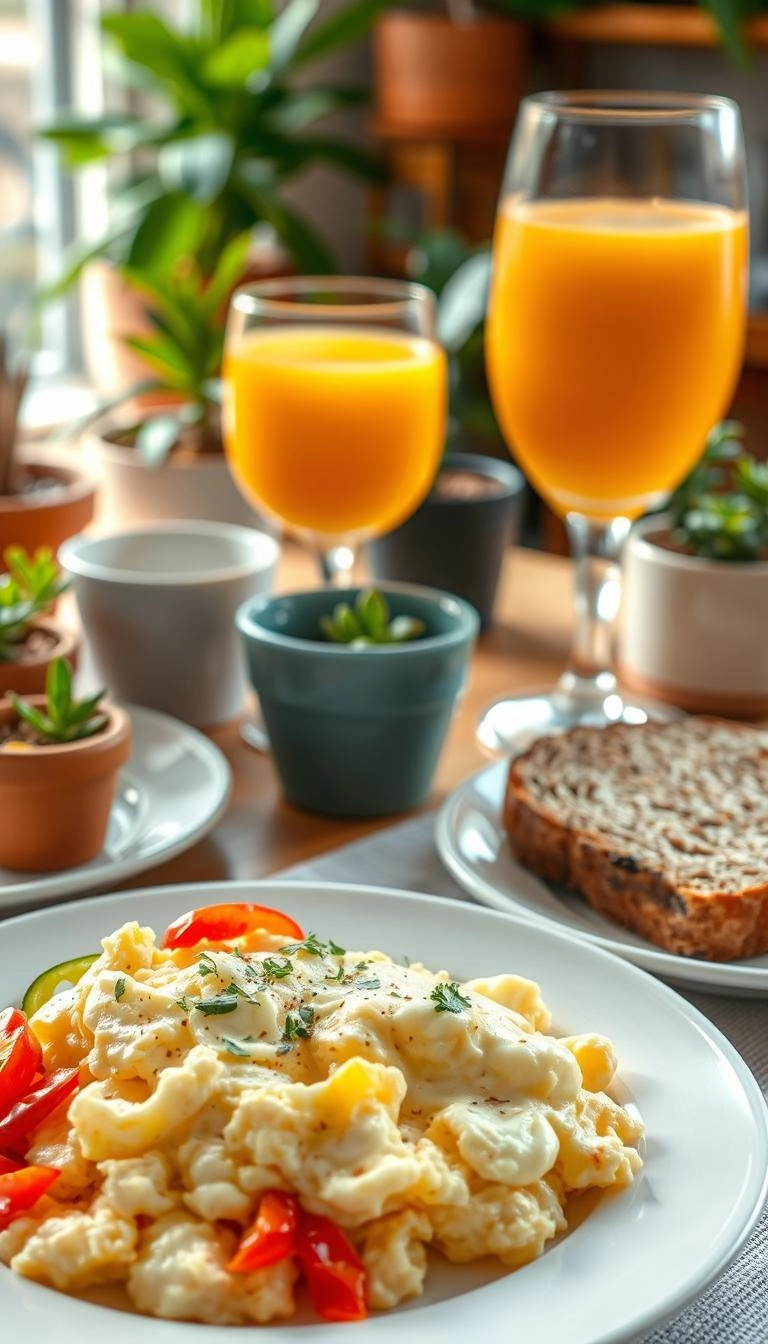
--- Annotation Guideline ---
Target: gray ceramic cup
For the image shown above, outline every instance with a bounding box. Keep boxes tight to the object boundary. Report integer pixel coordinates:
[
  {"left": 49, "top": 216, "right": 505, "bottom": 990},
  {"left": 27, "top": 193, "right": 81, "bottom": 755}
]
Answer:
[
  {"left": 236, "top": 583, "right": 480, "bottom": 818},
  {"left": 60, "top": 521, "right": 279, "bottom": 727}
]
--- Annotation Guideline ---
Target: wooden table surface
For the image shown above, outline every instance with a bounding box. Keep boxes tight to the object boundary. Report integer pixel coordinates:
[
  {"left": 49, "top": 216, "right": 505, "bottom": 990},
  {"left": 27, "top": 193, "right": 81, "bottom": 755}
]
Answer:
[{"left": 114, "top": 543, "right": 573, "bottom": 892}]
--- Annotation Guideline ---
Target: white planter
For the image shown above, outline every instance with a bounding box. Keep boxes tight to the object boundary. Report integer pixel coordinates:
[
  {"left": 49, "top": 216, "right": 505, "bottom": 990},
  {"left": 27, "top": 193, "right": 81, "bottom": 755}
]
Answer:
[
  {"left": 82, "top": 420, "right": 273, "bottom": 535},
  {"left": 60, "top": 521, "right": 279, "bottom": 728},
  {"left": 618, "top": 513, "right": 768, "bottom": 716}
]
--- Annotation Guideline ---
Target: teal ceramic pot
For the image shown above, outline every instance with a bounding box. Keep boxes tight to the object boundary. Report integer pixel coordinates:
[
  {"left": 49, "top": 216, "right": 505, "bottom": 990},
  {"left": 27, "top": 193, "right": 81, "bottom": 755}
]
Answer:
[{"left": 237, "top": 584, "right": 480, "bottom": 818}]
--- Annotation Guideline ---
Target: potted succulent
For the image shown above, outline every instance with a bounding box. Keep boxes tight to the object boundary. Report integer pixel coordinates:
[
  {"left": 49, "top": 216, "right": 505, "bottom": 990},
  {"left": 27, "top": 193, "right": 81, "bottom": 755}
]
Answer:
[
  {"left": 618, "top": 421, "right": 768, "bottom": 716},
  {"left": 41, "top": 0, "right": 387, "bottom": 394},
  {"left": 0, "top": 337, "right": 96, "bottom": 559},
  {"left": 0, "top": 546, "right": 78, "bottom": 697},
  {"left": 366, "top": 231, "right": 526, "bottom": 628},
  {"left": 237, "top": 584, "right": 479, "bottom": 817},
  {"left": 0, "top": 657, "right": 132, "bottom": 872}
]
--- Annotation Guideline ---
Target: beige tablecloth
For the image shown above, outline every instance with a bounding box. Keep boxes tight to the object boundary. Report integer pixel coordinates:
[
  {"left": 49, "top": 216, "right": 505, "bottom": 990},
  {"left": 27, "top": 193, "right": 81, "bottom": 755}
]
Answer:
[{"left": 282, "top": 812, "right": 768, "bottom": 1344}]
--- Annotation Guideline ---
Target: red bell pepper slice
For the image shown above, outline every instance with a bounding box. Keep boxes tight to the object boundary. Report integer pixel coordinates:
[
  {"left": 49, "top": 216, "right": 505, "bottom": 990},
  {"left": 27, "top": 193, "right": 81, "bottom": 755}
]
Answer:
[
  {"left": 295, "top": 1210, "right": 368, "bottom": 1323},
  {"left": 0, "top": 1068, "right": 79, "bottom": 1156},
  {"left": 0, "top": 1007, "right": 43, "bottom": 1116},
  {"left": 161, "top": 903, "right": 304, "bottom": 952},
  {"left": 0, "top": 1153, "right": 24, "bottom": 1175},
  {"left": 228, "top": 1190, "right": 299, "bottom": 1273},
  {"left": 0, "top": 1164, "right": 59, "bottom": 1230}
]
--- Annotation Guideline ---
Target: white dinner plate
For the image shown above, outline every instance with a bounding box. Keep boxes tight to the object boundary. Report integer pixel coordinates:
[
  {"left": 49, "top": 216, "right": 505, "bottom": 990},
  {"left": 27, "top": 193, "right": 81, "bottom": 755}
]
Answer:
[
  {"left": 436, "top": 760, "right": 768, "bottom": 998},
  {"left": 0, "top": 707, "right": 231, "bottom": 916},
  {"left": 1, "top": 878, "right": 766, "bottom": 1344}
]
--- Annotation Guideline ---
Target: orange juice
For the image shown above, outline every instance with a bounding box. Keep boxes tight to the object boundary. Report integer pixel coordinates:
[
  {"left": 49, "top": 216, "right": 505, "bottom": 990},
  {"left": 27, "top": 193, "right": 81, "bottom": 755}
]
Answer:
[
  {"left": 223, "top": 326, "right": 447, "bottom": 540},
  {"left": 487, "top": 197, "right": 748, "bottom": 518}
]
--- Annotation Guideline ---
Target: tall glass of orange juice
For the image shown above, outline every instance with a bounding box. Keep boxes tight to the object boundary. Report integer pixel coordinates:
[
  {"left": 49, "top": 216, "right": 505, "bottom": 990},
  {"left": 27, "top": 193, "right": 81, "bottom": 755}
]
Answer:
[
  {"left": 479, "top": 92, "right": 748, "bottom": 753},
  {"left": 223, "top": 277, "right": 447, "bottom": 584}
]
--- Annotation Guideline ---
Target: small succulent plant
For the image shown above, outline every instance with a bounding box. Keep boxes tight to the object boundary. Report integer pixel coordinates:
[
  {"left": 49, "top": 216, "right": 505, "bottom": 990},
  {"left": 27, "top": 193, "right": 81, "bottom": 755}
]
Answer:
[
  {"left": 320, "top": 589, "right": 426, "bottom": 646},
  {"left": 8, "top": 657, "right": 108, "bottom": 744},
  {"left": 667, "top": 421, "right": 768, "bottom": 562},
  {"left": 0, "top": 547, "right": 71, "bottom": 661}
]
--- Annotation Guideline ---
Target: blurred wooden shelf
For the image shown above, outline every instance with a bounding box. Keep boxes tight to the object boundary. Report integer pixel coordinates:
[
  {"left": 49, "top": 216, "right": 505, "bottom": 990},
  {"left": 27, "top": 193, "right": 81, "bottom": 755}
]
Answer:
[{"left": 546, "top": 4, "right": 768, "bottom": 49}]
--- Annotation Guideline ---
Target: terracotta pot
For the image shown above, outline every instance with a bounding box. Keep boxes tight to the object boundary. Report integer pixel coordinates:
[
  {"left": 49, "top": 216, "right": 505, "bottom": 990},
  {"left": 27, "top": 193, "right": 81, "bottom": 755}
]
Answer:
[
  {"left": 0, "top": 459, "right": 97, "bottom": 563},
  {"left": 81, "top": 416, "right": 270, "bottom": 533},
  {"left": 0, "top": 619, "right": 80, "bottom": 698},
  {"left": 0, "top": 698, "right": 132, "bottom": 871},
  {"left": 618, "top": 513, "right": 768, "bottom": 716},
  {"left": 374, "top": 13, "right": 527, "bottom": 135}
]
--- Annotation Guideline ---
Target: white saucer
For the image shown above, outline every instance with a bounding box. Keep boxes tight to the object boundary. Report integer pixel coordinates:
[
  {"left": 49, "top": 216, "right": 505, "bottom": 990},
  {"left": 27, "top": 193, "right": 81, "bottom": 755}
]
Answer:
[
  {"left": 0, "top": 706, "right": 231, "bottom": 915},
  {"left": 436, "top": 760, "right": 768, "bottom": 998}
]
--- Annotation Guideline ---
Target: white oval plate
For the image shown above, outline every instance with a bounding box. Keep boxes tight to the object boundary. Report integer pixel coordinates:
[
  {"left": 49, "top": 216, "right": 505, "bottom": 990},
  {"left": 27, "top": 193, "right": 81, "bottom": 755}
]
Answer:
[
  {"left": 1, "top": 879, "right": 766, "bottom": 1344},
  {"left": 436, "top": 760, "right": 768, "bottom": 998},
  {"left": 0, "top": 707, "right": 231, "bottom": 916}
]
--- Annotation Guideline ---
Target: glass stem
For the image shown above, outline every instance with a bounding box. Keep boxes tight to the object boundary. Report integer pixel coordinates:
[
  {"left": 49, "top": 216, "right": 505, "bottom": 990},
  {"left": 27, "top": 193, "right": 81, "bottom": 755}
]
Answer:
[
  {"left": 318, "top": 544, "right": 357, "bottom": 587},
  {"left": 556, "top": 513, "right": 631, "bottom": 707}
]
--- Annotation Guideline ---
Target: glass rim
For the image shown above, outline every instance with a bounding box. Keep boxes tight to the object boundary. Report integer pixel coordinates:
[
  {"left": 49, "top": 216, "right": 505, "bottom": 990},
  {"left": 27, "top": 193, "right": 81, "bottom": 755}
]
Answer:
[
  {"left": 230, "top": 275, "right": 435, "bottom": 319},
  {"left": 523, "top": 89, "right": 739, "bottom": 122}
]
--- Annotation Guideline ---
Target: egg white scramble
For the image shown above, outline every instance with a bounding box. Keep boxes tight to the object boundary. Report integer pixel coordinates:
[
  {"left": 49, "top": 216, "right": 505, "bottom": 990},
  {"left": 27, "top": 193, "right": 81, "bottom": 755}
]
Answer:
[{"left": 0, "top": 919, "right": 643, "bottom": 1323}]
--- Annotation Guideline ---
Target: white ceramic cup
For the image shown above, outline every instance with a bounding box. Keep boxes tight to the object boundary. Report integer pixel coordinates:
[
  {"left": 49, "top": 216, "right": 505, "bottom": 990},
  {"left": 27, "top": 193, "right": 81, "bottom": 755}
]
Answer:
[{"left": 59, "top": 521, "right": 279, "bottom": 727}]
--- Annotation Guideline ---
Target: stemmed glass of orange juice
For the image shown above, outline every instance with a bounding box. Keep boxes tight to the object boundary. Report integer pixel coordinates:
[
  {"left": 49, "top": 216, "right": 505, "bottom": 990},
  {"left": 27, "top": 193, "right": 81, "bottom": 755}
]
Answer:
[
  {"left": 479, "top": 91, "right": 749, "bottom": 753},
  {"left": 222, "top": 277, "right": 447, "bottom": 585}
]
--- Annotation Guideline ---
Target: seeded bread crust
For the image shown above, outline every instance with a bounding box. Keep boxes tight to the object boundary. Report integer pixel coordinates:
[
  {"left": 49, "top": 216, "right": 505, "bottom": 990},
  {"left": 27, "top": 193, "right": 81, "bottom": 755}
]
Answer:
[{"left": 503, "top": 718, "right": 768, "bottom": 962}]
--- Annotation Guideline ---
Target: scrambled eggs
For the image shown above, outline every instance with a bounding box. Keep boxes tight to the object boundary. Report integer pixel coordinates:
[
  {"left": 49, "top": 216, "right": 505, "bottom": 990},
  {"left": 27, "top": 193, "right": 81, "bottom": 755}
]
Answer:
[{"left": 0, "top": 920, "right": 643, "bottom": 1323}]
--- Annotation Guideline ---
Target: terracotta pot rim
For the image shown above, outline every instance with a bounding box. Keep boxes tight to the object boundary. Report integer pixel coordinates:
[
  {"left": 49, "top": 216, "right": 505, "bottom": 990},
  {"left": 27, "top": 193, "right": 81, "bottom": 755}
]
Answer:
[
  {"left": 377, "top": 12, "right": 525, "bottom": 34},
  {"left": 0, "top": 460, "right": 97, "bottom": 516},
  {"left": 628, "top": 512, "right": 768, "bottom": 574},
  {"left": 0, "top": 619, "right": 78, "bottom": 674},
  {"left": 0, "top": 699, "right": 131, "bottom": 762}
]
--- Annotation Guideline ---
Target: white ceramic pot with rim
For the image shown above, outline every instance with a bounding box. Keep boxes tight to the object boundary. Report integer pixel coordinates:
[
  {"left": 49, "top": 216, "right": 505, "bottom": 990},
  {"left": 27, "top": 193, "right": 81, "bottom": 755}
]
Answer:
[
  {"left": 60, "top": 520, "right": 279, "bottom": 728},
  {"left": 618, "top": 512, "right": 768, "bottom": 717},
  {"left": 80, "top": 414, "right": 273, "bottom": 535}
]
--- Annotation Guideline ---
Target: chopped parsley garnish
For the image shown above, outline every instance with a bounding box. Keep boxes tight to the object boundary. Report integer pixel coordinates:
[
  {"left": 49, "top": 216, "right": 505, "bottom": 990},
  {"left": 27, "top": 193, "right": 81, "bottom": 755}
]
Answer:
[
  {"left": 282, "top": 1005, "right": 315, "bottom": 1042},
  {"left": 114, "top": 978, "right": 126, "bottom": 1002},
  {"left": 430, "top": 982, "right": 472, "bottom": 1014},
  {"left": 280, "top": 932, "right": 345, "bottom": 958},
  {"left": 326, "top": 965, "right": 345, "bottom": 983},
  {"left": 228, "top": 982, "right": 260, "bottom": 1005},
  {"left": 194, "top": 994, "right": 239, "bottom": 1016},
  {"left": 356, "top": 978, "right": 381, "bottom": 991},
  {"left": 198, "top": 952, "right": 220, "bottom": 978},
  {"left": 354, "top": 960, "right": 369, "bottom": 972},
  {"left": 221, "top": 1037, "right": 251, "bottom": 1057},
  {"left": 262, "top": 957, "right": 293, "bottom": 980},
  {"left": 175, "top": 995, "right": 189, "bottom": 1012},
  {"left": 389, "top": 990, "right": 403, "bottom": 999}
]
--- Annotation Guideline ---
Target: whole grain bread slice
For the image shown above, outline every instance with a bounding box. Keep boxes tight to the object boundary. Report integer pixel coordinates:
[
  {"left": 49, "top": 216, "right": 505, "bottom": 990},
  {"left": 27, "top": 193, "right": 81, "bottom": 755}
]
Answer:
[{"left": 503, "top": 717, "right": 768, "bottom": 962}]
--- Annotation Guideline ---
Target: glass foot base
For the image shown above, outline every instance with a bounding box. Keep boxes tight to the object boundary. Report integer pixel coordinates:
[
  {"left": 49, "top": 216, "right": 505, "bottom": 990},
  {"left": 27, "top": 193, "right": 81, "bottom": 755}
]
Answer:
[
  {"left": 239, "top": 697, "right": 271, "bottom": 753},
  {"left": 477, "top": 672, "right": 684, "bottom": 758}
]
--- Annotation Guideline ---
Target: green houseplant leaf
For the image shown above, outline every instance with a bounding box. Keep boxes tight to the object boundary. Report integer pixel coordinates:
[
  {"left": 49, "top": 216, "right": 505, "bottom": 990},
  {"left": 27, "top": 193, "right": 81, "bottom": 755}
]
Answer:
[{"left": 41, "top": 0, "right": 385, "bottom": 286}]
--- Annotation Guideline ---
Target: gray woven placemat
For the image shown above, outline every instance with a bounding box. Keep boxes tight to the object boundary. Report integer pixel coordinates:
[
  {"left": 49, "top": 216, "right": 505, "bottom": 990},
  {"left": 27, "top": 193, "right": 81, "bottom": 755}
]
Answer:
[{"left": 280, "top": 812, "right": 768, "bottom": 1344}]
